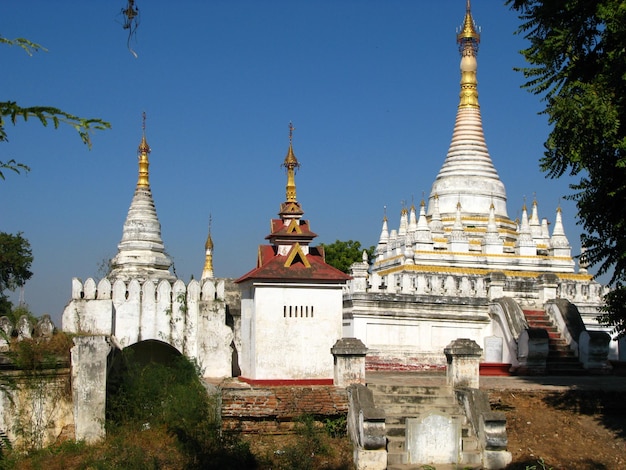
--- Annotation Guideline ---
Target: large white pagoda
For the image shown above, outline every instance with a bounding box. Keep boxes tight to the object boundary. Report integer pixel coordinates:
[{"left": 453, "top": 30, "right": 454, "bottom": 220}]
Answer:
[{"left": 343, "top": 2, "right": 613, "bottom": 372}]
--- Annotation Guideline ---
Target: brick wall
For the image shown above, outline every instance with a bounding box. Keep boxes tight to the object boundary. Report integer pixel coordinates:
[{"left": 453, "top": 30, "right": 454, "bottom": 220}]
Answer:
[{"left": 221, "top": 385, "right": 348, "bottom": 433}]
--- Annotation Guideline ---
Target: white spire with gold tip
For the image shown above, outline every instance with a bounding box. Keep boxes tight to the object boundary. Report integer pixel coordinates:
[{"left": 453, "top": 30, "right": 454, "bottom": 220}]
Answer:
[
  {"left": 541, "top": 218, "right": 550, "bottom": 245},
  {"left": 516, "top": 203, "right": 537, "bottom": 256},
  {"left": 485, "top": 203, "right": 499, "bottom": 241},
  {"left": 450, "top": 202, "right": 467, "bottom": 241},
  {"left": 109, "top": 113, "right": 175, "bottom": 282},
  {"left": 550, "top": 207, "right": 571, "bottom": 257},
  {"left": 408, "top": 202, "right": 418, "bottom": 235},
  {"left": 449, "top": 201, "right": 469, "bottom": 252},
  {"left": 483, "top": 202, "right": 504, "bottom": 254},
  {"left": 428, "top": 0, "right": 515, "bottom": 239},
  {"left": 398, "top": 206, "right": 408, "bottom": 237},
  {"left": 429, "top": 194, "right": 444, "bottom": 236},
  {"left": 415, "top": 199, "right": 434, "bottom": 249},
  {"left": 377, "top": 209, "right": 389, "bottom": 244},
  {"left": 530, "top": 198, "right": 542, "bottom": 240}
]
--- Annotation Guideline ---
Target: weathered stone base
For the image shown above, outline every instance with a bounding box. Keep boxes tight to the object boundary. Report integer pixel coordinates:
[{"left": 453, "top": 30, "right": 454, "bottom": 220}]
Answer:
[
  {"left": 483, "top": 450, "right": 513, "bottom": 469},
  {"left": 353, "top": 448, "right": 387, "bottom": 470}
]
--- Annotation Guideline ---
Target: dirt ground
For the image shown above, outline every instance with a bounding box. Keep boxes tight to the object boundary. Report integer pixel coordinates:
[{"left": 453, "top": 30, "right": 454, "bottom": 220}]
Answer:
[{"left": 489, "top": 389, "right": 626, "bottom": 470}]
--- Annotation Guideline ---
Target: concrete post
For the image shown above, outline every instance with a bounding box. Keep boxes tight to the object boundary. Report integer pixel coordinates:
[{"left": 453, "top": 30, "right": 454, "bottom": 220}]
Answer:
[
  {"left": 71, "top": 336, "right": 112, "bottom": 443},
  {"left": 348, "top": 255, "right": 370, "bottom": 294},
  {"left": 331, "top": 337, "right": 368, "bottom": 387},
  {"left": 444, "top": 338, "right": 482, "bottom": 389},
  {"left": 537, "top": 273, "right": 558, "bottom": 304},
  {"left": 485, "top": 272, "right": 506, "bottom": 301}
]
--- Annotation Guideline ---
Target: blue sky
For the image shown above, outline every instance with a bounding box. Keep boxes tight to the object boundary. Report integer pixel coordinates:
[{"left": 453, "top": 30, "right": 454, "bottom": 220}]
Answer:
[{"left": 2, "top": 1, "right": 586, "bottom": 326}]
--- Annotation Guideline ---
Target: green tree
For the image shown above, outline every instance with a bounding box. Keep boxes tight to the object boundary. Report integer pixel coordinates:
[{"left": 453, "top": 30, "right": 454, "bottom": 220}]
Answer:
[
  {"left": 1, "top": 35, "right": 110, "bottom": 179},
  {"left": 0, "top": 232, "right": 33, "bottom": 317},
  {"left": 507, "top": 0, "right": 626, "bottom": 337},
  {"left": 320, "top": 240, "right": 374, "bottom": 274}
]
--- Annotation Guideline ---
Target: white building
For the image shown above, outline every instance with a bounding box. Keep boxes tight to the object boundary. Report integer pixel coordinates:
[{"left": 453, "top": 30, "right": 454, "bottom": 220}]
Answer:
[{"left": 236, "top": 125, "right": 350, "bottom": 384}]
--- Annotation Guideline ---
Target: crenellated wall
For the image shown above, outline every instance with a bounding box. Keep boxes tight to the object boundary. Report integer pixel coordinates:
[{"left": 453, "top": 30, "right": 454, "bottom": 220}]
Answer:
[
  {"left": 344, "top": 265, "right": 610, "bottom": 369},
  {"left": 63, "top": 277, "right": 238, "bottom": 378},
  {"left": 350, "top": 268, "right": 605, "bottom": 311}
]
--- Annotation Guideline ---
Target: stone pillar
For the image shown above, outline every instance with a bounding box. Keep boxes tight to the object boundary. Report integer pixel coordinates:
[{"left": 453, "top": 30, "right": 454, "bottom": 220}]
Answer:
[
  {"left": 579, "top": 330, "right": 612, "bottom": 373},
  {"left": 71, "top": 336, "right": 112, "bottom": 443},
  {"left": 349, "top": 254, "right": 369, "bottom": 294},
  {"left": 485, "top": 272, "right": 506, "bottom": 301},
  {"left": 331, "top": 338, "right": 368, "bottom": 387},
  {"left": 444, "top": 338, "right": 482, "bottom": 389},
  {"left": 537, "top": 273, "right": 558, "bottom": 304},
  {"left": 517, "top": 328, "right": 549, "bottom": 375}
]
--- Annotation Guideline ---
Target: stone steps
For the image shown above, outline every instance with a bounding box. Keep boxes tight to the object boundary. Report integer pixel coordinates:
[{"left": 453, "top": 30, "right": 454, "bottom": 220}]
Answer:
[
  {"left": 523, "top": 309, "right": 585, "bottom": 375},
  {"left": 373, "top": 393, "right": 457, "bottom": 406},
  {"left": 368, "top": 383, "right": 481, "bottom": 467}
]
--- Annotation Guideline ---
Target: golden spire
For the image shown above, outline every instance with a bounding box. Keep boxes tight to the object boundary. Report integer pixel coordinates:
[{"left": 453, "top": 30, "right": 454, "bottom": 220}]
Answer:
[
  {"left": 137, "top": 112, "right": 151, "bottom": 188},
  {"left": 202, "top": 215, "right": 214, "bottom": 279},
  {"left": 205, "top": 214, "right": 214, "bottom": 250},
  {"left": 456, "top": 0, "right": 480, "bottom": 109},
  {"left": 283, "top": 121, "right": 300, "bottom": 202}
]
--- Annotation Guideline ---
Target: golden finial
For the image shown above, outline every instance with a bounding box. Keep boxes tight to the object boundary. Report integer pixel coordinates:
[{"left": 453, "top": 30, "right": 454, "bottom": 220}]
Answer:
[
  {"left": 383, "top": 205, "right": 388, "bottom": 222},
  {"left": 205, "top": 214, "right": 214, "bottom": 250},
  {"left": 457, "top": 0, "right": 481, "bottom": 109},
  {"left": 401, "top": 199, "right": 408, "bottom": 215},
  {"left": 283, "top": 121, "right": 300, "bottom": 202},
  {"left": 202, "top": 214, "right": 214, "bottom": 279},
  {"left": 137, "top": 112, "right": 151, "bottom": 188},
  {"left": 457, "top": 0, "right": 480, "bottom": 49}
]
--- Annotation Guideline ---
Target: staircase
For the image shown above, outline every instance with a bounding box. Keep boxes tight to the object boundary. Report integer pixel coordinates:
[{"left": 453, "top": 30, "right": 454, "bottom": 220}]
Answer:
[
  {"left": 368, "top": 383, "right": 482, "bottom": 469},
  {"left": 523, "top": 309, "right": 585, "bottom": 375}
]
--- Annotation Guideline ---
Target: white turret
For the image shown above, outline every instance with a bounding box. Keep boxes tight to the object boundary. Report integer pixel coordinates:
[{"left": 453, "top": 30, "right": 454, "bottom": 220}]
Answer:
[{"left": 109, "top": 115, "right": 175, "bottom": 282}]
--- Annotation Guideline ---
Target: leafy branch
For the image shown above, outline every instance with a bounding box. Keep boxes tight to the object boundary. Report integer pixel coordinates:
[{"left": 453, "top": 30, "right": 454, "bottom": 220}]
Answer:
[
  {"left": 0, "top": 101, "right": 111, "bottom": 149},
  {"left": 1, "top": 35, "right": 111, "bottom": 180},
  {"left": 0, "top": 35, "right": 46, "bottom": 56},
  {"left": 0, "top": 159, "right": 30, "bottom": 180}
]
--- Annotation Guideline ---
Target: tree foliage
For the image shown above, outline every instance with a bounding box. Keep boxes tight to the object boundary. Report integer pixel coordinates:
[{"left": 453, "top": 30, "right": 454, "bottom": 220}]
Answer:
[
  {"left": 0, "top": 35, "right": 111, "bottom": 179},
  {"left": 320, "top": 240, "right": 374, "bottom": 274},
  {"left": 507, "top": 0, "right": 626, "bottom": 336},
  {"left": 0, "top": 232, "right": 33, "bottom": 316}
]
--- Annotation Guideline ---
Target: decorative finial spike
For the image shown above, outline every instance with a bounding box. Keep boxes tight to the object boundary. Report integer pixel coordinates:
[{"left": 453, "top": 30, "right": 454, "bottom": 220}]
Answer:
[
  {"left": 283, "top": 122, "right": 300, "bottom": 202},
  {"left": 289, "top": 121, "right": 295, "bottom": 144},
  {"left": 136, "top": 112, "right": 150, "bottom": 188}
]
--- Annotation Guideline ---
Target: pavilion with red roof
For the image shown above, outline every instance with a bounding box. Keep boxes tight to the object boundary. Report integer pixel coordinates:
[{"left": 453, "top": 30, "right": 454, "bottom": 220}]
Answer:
[{"left": 236, "top": 124, "right": 350, "bottom": 385}]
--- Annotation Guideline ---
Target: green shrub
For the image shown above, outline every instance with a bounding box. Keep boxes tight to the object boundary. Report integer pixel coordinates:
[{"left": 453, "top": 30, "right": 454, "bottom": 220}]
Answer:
[
  {"left": 323, "top": 415, "right": 347, "bottom": 438},
  {"left": 106, "top": 350, "right": 255, "bottom": 469}
]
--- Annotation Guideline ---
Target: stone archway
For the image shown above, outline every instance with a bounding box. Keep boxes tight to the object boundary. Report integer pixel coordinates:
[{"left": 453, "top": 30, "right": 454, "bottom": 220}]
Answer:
[
  {"left": 71, "top": 337, "right": 185, "bottom": 442},
  {"left": 106, "top": 339, "right": 186, "bottom": 427}
]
